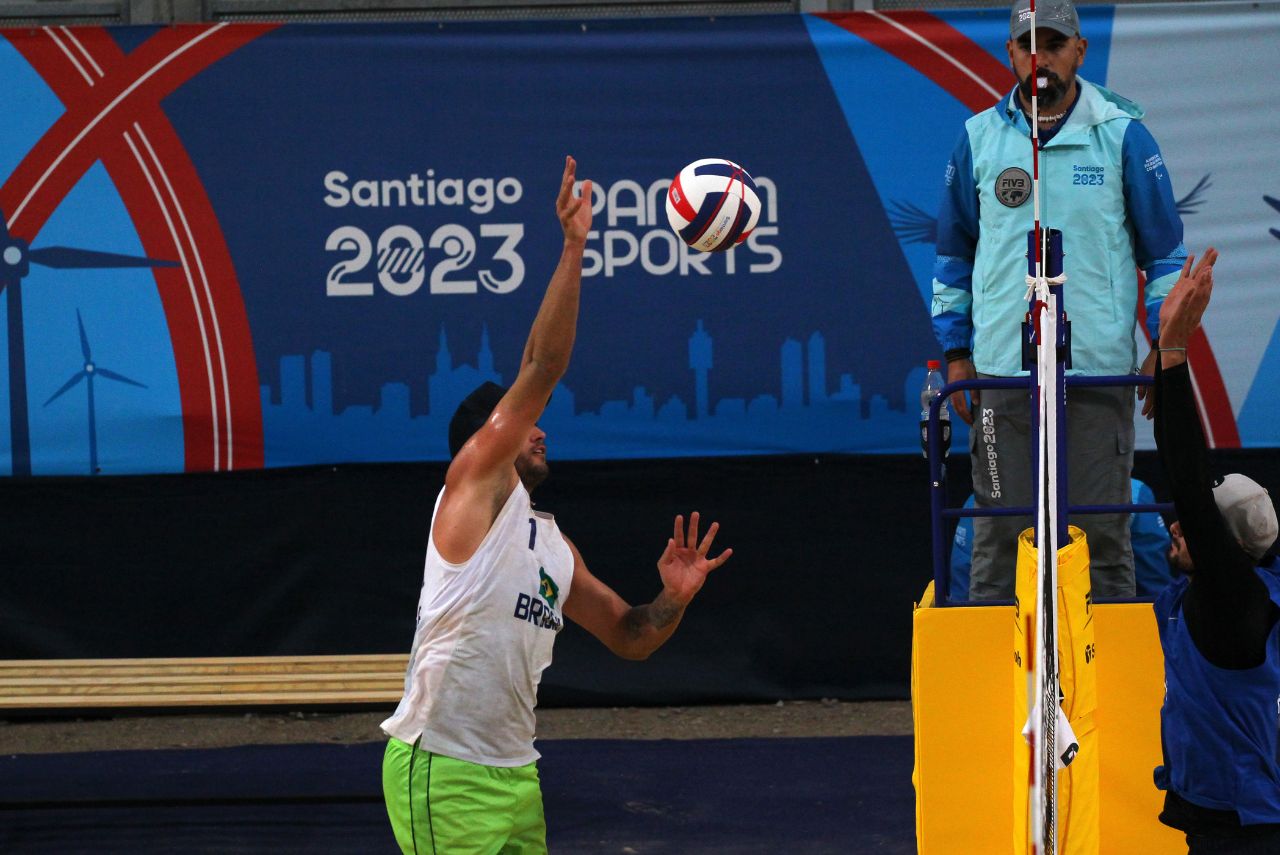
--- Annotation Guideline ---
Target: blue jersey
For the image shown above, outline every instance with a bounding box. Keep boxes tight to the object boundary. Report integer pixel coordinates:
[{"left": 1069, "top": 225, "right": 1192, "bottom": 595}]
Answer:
[
  {"left": 1130, "top": 479, "right": 1174, "bottom": 596},
  {"left": 1154, "top": 558, "right": 1280, "bottom": 824},
  {"left": 931, "top": 79, "right": 1186, "bottom": 376}
]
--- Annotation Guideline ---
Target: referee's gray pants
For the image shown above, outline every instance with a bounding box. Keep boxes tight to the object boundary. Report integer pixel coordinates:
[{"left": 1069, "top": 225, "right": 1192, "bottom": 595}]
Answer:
[{"left": 968, "top": 377, "right": 1136, "bottom": 601}]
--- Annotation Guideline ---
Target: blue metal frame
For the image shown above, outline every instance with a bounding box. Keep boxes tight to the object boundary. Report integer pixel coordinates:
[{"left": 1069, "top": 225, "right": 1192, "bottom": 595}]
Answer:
[{"left": 925, "top": 373, "right": 1173, "bottom": 606}]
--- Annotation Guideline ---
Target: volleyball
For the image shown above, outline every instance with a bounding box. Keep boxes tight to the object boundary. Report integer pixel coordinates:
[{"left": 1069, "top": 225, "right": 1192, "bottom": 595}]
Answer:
[{"left": 665, "top": 159, "right": 762, "bottom": 253}]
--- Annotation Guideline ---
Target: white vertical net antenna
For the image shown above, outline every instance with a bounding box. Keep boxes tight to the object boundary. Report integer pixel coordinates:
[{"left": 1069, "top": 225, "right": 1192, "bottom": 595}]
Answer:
[
  {"left": 1025, "top": 2, "right": 1061, "bottom": 852},
  {"left": 1031, "top": 268, "right": 1060, "bottom": 855}
]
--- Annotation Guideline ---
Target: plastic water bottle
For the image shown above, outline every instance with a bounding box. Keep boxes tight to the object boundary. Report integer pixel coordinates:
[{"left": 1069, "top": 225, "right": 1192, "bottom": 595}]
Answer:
[{"left": 920, "top": 359, "right": 951, "bottom": 459}]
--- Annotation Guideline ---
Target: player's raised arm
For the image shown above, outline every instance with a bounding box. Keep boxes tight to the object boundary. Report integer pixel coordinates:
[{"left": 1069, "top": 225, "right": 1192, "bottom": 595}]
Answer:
[{"left": 434, "top": 157, "right": 593, "bottom": 562}]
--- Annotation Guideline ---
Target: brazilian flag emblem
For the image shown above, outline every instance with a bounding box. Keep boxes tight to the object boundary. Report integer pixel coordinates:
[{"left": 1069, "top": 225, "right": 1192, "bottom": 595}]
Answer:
[{"left": 538, "top": 567, "right": 559, "bottom": 609}]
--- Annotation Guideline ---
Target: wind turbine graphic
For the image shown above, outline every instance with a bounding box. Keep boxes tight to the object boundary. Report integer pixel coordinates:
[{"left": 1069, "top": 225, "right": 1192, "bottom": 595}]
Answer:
[
  {"left": 44, "top": 309, "right": 147, "bottom": 476},
  {"left": 1, "top": 208, "right": 177, "bottom": 476}
]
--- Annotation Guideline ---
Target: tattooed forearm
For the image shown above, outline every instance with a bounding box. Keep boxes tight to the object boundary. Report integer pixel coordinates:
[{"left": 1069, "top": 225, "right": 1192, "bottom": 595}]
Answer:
[
  {"left": 625, "top": 592, "right": 686, "bottom": 637},
  {"left": 648, "top": 593, "right": 684, "bottom": 629}
]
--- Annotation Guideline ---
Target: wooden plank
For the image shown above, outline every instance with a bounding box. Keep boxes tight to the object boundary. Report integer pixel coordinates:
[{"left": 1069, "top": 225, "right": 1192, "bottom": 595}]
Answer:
[
  {"left": 0, "top": 654, "right": 406, "bottom": 666},
  {"left": 1, "top": 683, "right": 401, "bottom": 699},
  {"left": 0, "top": 654, "right": 407, "bottom": 678},
  {"left": 1, "top": 672, "right": 403, "bottom": 689},
  {"left": 0, "top": 654, "right": 409, "bottom": 710},
  {"left": 0, "top": 690, "right": 403, "bottom": 708},
  {"left": 1, "top": 680, "right": 399, "bottom": 696}
]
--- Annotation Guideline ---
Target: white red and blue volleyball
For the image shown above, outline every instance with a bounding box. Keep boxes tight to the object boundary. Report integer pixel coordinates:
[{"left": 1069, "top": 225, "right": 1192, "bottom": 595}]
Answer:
[{"left": 665, "top": 158, "right": 761, "bottom": 253}]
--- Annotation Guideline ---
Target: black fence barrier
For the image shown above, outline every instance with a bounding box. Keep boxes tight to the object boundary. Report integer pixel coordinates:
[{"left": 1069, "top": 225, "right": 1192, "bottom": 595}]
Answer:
[{"left": 2, "top": 449, "right": 1276, "bottom": 705}]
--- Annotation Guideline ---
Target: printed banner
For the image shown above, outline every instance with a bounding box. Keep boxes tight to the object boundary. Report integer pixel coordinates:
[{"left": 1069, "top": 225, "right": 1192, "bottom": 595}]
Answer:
[{"left": 1, "top": 5, "right": 1277, "bottom": 475}]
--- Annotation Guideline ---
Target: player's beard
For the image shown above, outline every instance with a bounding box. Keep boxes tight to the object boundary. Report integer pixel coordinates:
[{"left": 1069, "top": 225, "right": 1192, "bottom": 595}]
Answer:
[
  {"left": 516, "top": 452, "right": 549, "bottom": 493},
  {"left": 1019, "top": 69, "right": 1070, "bottom": 112}
]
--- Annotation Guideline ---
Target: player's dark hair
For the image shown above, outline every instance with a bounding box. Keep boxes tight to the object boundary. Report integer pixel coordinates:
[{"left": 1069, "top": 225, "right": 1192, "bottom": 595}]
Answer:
[{"left": 448, "top": 382, "right": 508, "bottom": 458}]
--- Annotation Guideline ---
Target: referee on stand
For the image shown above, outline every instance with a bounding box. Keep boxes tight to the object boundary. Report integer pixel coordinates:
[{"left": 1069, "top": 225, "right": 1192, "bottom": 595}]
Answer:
[{"left": 1151, "top": 247, "right": 1280, "bottom": 853}]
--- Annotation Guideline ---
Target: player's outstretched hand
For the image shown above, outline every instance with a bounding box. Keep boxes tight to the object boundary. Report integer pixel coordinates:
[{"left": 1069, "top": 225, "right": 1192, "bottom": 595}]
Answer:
[
  {"left": 657, "top": 512, "right": 732, "bottom": 606},
  {"left": 1159, "top": 248, "right": 1218, "bottom": 350},
  {"left": 557, "top": 156, "right": 592, "bottom": 246}
]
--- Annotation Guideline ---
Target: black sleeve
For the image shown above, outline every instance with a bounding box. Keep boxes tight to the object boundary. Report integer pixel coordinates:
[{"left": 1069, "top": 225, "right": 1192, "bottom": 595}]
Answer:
[{"left": 1153, "top": 358, "right": 1276, "bottom": 669}]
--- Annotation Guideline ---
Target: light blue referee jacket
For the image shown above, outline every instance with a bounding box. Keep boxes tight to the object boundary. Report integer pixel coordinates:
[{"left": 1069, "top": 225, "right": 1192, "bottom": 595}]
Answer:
[{"left": 931, "top": 78, "right": 1186, "bottom": 376}]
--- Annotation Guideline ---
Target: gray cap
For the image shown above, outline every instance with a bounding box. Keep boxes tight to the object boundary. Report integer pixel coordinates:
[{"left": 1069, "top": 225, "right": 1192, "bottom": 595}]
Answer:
[
  {"left": 1011, "top": 0, "right": 1080, "bottom": 40},
  {"left": 1213, "top": 474, "right": 1279, "bottom": 561}
]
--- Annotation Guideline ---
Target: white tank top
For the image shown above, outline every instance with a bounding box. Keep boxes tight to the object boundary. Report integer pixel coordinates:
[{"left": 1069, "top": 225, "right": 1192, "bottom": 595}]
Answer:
[{"left": 380, "top": 480, "right": 574, "bottom": 766}]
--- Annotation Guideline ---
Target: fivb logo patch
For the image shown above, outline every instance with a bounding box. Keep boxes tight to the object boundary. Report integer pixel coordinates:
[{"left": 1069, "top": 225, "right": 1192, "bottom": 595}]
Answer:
[
  {"left": 576, "top": 177, "right": 781, "bottom": 279},
  {"left": 995, "top": 167, "right": 1031, "bottom": 208}
]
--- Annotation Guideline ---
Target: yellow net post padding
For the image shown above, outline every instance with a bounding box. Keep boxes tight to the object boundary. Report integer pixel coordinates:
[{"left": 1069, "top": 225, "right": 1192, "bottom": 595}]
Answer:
[{"left": 1013, "top": 525, "right": 1099, "bottom": 855}]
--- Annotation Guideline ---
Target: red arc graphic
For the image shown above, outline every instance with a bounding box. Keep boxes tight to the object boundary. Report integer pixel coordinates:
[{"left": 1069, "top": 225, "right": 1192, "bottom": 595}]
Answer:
[
  {"left": 819, "top": 10, "right": 1240, "bottom": 447},
  {"left": 2, "top": 23, "right": 278, "bottom": 470}
]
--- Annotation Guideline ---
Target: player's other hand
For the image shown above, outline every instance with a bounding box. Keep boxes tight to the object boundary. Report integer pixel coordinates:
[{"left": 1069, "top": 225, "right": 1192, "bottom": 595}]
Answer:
[
  {"left": 657, "top": 512, "right": 732, "bottom": 606},
  {"left": 1137, "top": 348, "right": 1158, "bottom": 420},
  {"left": 947, "top": 358, "right": 978, "bottom": 425},
  {"left": 557, "top": 156, "right": 592, "bottom": 246}
]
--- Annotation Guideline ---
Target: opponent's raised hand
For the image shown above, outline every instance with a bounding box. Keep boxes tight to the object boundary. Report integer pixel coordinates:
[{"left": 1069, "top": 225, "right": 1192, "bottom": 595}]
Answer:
[
  {"left": 1159, "top": 248, "right": 1218, "bottom": 349},
  {"left": 557, "top": 155, "right": 593, "bottom": 246},
  {"left": 656, "top": 512, "right": 732, "bottom": 606}
]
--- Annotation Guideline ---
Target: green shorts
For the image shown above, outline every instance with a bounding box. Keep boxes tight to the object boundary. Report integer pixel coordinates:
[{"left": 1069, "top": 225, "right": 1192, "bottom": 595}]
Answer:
[{"left": 382, "top": 737, "right": 547, "bottom": 855}]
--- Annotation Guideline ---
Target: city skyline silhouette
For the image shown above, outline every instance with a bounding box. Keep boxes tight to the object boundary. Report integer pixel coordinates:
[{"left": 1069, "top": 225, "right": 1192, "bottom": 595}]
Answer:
[{"left": 260, "top": 320, "right": 944, "bottom": 465}]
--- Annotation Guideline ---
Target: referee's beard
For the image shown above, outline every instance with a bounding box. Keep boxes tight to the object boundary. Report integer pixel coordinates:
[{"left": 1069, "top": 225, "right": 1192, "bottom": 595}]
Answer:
[{"left": 1018, "top": 69, "right": 1071, "bottom": 112}]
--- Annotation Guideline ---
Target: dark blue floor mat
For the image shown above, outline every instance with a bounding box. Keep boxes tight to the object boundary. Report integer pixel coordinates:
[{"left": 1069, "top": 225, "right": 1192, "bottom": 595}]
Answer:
[{"left": 0, "top": 736, "right": 914, "bottom": 853}]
